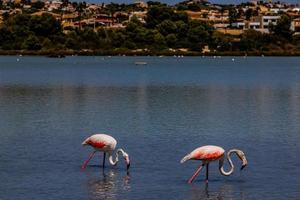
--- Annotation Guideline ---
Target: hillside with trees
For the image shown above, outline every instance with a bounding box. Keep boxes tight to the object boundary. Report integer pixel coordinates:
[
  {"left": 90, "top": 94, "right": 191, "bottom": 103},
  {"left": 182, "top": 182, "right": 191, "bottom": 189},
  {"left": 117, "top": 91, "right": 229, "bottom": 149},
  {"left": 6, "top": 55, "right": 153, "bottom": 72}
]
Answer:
[{"left": 0, "top": 1, "right": 300, "bottom": 55}]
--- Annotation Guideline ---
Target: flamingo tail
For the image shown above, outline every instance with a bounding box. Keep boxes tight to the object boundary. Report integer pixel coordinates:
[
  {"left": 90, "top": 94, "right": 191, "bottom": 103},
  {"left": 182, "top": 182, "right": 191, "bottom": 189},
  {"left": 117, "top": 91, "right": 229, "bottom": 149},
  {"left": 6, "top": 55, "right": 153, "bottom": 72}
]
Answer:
[
  {"left": 82, "top": 138, "right": 90, "bottom": 146},
  {"left": 180, "top": 154, "right": 191, "bottom": 163}
]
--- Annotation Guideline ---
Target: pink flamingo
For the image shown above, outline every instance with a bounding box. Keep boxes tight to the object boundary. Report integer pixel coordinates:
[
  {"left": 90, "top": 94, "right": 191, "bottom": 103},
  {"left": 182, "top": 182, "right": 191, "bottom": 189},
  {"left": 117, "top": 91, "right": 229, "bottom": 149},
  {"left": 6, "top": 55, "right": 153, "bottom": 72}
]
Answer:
[
  {"left": 180, "top": 145, "right": 247, "bottom": 183},
  {"left": 81, "top": 134, "right": 130, "bottom": 171}
]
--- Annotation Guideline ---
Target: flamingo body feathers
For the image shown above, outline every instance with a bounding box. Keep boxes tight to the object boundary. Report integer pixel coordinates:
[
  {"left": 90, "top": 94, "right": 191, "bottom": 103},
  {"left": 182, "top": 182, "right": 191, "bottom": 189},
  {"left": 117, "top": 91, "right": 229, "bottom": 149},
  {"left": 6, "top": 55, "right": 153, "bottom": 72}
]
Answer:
[
  {"left": 181, "top": 145, "right": 224, "bottom": 163},
  {"left": 82, "top": 134, "right": 117, "bottom": 152},
  {"left": 191, "top": 145, "right": 224, "bottom": 161}
]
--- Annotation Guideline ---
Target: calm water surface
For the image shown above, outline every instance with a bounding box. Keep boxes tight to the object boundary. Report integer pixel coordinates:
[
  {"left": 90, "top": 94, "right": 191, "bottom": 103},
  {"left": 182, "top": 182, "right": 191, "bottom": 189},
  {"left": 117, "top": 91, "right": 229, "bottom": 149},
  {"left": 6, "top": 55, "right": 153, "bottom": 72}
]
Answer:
[{"left": 0, "top": 56, "right": 300, "bottom": 200}]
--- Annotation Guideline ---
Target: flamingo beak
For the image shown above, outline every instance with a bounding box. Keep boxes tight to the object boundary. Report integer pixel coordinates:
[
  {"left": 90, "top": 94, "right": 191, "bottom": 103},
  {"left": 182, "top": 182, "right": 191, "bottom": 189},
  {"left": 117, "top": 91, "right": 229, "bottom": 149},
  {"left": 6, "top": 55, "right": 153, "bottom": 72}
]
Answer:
[
  {"left": 236, "top": 150, "right": 247, "bottom": 171},
  {"left": 125, "top": 156, "right": 130, "bottom": 171},
  {"left": 241, "top": 164, "right": 247, "bottom": 170},
  {"left": 240, "top": 158, "right": 248, "bottom": 170}
]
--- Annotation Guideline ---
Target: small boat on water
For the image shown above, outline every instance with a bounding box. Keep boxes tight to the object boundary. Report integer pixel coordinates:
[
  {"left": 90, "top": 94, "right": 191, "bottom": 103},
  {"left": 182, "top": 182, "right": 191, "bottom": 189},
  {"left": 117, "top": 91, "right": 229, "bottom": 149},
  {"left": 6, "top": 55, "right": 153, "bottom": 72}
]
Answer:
[{"left": 134, "top": 61, "right": 147, "bottom": 65}]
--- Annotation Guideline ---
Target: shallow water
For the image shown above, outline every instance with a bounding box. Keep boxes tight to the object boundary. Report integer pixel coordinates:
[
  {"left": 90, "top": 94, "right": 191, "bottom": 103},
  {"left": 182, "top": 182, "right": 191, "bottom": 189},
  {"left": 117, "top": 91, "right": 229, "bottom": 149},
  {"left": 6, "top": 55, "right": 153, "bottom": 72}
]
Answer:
[{"left": 0, "top": 56, "right": 300, "bottom": 200}]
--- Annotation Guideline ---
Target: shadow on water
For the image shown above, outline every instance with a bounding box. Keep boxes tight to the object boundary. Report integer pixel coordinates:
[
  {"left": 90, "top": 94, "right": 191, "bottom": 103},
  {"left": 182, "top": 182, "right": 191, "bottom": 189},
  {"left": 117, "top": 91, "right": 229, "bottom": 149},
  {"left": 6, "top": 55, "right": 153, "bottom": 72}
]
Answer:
[
  {"left": 84, "top": 168, "right": 131, "bottom": 200},
  {"left": 189, "top": 183, "right": 245, "bottom": 200}
]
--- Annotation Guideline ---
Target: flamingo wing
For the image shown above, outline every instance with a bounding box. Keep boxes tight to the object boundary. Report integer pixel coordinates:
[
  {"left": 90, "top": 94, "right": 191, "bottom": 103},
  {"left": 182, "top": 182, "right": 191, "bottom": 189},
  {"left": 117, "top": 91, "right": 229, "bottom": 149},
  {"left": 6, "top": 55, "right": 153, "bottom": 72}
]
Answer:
[
  {"left": 82, "top": 134, "right": 117, "bottom": 151},
  {"left": 191, "top": 145, "right": 224, "bottom": 161}
]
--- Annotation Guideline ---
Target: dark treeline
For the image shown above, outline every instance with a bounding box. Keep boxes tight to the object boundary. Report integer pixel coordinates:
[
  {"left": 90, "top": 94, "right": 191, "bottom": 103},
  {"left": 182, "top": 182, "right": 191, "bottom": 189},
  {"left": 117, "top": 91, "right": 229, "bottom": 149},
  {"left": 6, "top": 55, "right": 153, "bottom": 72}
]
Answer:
[{"left": 0, "top": 3, "right": 300, "bottom": 55}]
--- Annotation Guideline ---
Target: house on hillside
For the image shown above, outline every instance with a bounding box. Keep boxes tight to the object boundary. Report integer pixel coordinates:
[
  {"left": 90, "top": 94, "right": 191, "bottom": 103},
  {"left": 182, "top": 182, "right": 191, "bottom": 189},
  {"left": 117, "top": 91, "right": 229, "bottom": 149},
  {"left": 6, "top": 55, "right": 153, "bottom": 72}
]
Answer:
[
  {"left": 62, "top": 13, "right": 78, "bottom": 23},
  {"left": 291, "top": 18, "right": 300, "bottom": 32},
  {"left": 46, "top": 0, "right": 62, "bottom": 11},
  {"left": 185, "top": 11, "right": 203, "bottom": 20},
  {"left": 129, "top": 11, "right": 147, "bottom": 23},
  {"left": 286, "top": 11, "right": 300, "bottom": 18},
  {"left": 231, "top": 15, "right": 280, "bottom": 33},
  {"left": 261, "top": 15, "right": 280, "bottom": 29},
  {"left": 94, "top": 14, "right": 114, "bottom": 26},
  {"left": 207, "top": 9, "right": 229, "bottom": 23}
]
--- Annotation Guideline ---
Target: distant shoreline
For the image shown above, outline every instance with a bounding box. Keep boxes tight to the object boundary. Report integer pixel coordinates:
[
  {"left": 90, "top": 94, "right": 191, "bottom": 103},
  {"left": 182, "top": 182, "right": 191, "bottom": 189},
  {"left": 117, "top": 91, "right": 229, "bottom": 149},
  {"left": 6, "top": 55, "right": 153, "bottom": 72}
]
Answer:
[{"left": 1, "top": 50, "right": 300, "bottom": 57}]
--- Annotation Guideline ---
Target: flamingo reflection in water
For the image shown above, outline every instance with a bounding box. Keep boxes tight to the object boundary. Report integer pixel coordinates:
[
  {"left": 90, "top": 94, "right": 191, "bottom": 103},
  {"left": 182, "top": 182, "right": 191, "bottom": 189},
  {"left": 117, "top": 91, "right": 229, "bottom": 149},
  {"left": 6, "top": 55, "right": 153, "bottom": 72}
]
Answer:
[
  {"left": 86, "top": 169, "right": 131, "bottom": 200},
  {"left": 189, "top": 183, "right": 245, "bottom": 200},
  {"left": 181, "top": 145, "right": 247, "bottom": 183}
]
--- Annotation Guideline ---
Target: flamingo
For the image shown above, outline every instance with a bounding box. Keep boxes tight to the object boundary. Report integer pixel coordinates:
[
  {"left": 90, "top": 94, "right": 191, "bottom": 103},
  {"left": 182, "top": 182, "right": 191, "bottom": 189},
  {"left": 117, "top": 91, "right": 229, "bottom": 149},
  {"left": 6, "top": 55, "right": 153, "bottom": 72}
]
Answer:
[
  {"left": 81, "top": 134, "right": 130, "bottom": 171},
  {"left": 180, "top": 145, "right": 247, "bottom": 183}
]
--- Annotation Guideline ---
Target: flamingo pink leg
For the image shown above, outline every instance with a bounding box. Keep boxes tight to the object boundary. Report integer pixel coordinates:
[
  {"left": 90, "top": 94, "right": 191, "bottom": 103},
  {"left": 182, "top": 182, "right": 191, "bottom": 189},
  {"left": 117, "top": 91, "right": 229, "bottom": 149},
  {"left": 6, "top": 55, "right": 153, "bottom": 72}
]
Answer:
[
  {"left": 81, "top": 151, "right": 96, "bottom": 170},
  {"left": 188, "top": 164, "right": 204, "bottom": 184}
]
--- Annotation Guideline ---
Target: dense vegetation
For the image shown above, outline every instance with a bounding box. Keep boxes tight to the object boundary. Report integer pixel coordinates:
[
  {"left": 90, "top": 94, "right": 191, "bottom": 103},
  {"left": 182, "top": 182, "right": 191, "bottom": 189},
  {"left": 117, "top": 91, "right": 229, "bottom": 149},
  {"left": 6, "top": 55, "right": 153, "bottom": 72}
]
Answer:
[{"left": 0, "top": 2, "right": 300, "bottom": 55}]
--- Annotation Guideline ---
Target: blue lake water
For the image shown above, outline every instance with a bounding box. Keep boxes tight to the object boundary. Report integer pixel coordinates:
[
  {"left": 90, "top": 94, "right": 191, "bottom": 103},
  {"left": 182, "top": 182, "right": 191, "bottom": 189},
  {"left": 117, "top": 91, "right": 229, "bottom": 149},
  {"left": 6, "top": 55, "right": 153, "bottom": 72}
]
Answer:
[{"left": 0, "top": 56, "right": 300, "bottom": 200}]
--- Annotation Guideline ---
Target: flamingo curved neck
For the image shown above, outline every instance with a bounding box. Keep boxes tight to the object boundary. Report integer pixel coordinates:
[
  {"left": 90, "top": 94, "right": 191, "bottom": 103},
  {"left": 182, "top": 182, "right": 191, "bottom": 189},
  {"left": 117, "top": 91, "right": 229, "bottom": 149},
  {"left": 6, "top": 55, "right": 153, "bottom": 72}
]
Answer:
[
  {"left": 108, "top": 148, "right": 126, "bottom": 166},
  {"left": 219, "top": 150, "right": 235, "bottom": 176}
]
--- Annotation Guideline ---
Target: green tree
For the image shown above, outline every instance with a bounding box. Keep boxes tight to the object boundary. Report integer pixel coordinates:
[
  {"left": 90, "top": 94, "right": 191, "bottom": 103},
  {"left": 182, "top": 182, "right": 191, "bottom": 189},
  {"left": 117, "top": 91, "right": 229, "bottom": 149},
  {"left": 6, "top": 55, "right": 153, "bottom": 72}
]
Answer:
[
  {"left": 166, "top": 33, "right": 177, "bottom": 47},
  {"left": 237, "top": 7, "right": 244, "bottom": 19},
  {"left": 29, "top": 14, "right": 62, "bottom": 37},
  {"left": 78, "top": 28, "right": 101, "bottom": 49},
  {"left": 229, "top": 8, "right": 238, "bottom": 26},
  {"left": 145, "top": 5, "right": 186, "bottom": 28},
  {"left": 293, "top": 34, "right": 300, "bottom": 45},
  {"left": 245, "top": 8, "right": 253, "bottom": 20},
  {"left": 2, "top": 12, "right": 10, "bottom": 21},
  {"left": 110, "top": 29, "right": 126, "bottom": 47},
  {"left": 97, "top": 28, "right": 107, "bottom": 39},
  {"left": 187, "top": 20, "right": 213, "bottom": 50},
  {"left": 123, "top": 40, "right": 136, "bottom": 49},
  {"left": 153, "top": 32, "right": 166, "bottom": 48},
  {"left": 0, "top": 26, "right": 14, "bottom": 49},
  {"left": 187, "top": 26, "right": 209, "bottom": 50},
  {"left": 22, "top": 35, "right": 41, "bottom": 50},
  {"left": 270, "top": 15, "right": 292, "bottom": 40},
  {"left": 211, "top": 32, "right": 232, "bottom": 51},
  {"left": 187, "top": 3, "right": 201, "bottom": 11},
  {"left": 31, "top": 1, "right": 45, "bottom": 10},
  {"left": 157, "top": 20, "right": 177, "bottom": 36},
  {"left": 41, "top": 38, "right": 53, "bottom": 49},
  {"left": 65, "top": 31, "right": 80, "bottom": 49},
  {"left": 61, "top": 0, "right": 69, "bottom": 9},
  {"left": 239, "top": 29, "right": 267, "bottom": 51},
  {"left": 146, "top": 5, "right": 172, "bottom": 28},
  {"left": 175, "top": 20, "right": 188, "bottom": 38}
]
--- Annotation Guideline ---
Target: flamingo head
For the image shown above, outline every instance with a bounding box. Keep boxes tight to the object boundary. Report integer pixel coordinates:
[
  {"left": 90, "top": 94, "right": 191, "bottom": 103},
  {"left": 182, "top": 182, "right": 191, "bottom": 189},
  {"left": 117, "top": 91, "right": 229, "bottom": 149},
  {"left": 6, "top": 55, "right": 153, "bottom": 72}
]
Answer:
[
  {"left": 123, "top": 153, "right": 130, "bottom": 171},
  {"left": 117, "top": 149, "right": 130, "bottom": 171},
  {"left": 236, "top": 150, "right": 247, "bottom": 170}
]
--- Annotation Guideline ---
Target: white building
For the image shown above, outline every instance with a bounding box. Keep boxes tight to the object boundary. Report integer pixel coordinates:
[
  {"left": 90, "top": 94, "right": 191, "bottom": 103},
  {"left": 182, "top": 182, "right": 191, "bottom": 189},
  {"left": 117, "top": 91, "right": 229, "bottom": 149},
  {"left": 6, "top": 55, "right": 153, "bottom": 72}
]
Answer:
[
  {"left": 248, "top": 22, "right": 261, "bottom": 29},
  {"left": 232, "top": 22, "right": 246, "bottom": 29},
  {"left": 261, "top": 15, "right": 280, "bottom": 29},
  {"left": 231, "top": 22, "right": 260, "bottom": 30},
  {"left": 232, "top": 15, "right": 280, "bottom": 33}
]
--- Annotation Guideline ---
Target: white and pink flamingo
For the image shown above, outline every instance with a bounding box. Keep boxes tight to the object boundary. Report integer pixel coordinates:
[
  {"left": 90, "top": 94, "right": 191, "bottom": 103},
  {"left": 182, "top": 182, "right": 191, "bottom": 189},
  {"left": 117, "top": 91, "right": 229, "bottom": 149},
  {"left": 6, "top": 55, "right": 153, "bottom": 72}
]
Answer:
[
  {"left": 81, "top": 134, "right": 130, "bottom": 171},
  {"left": 180, "top": 145, "right": 247, "bottom": 183}
]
